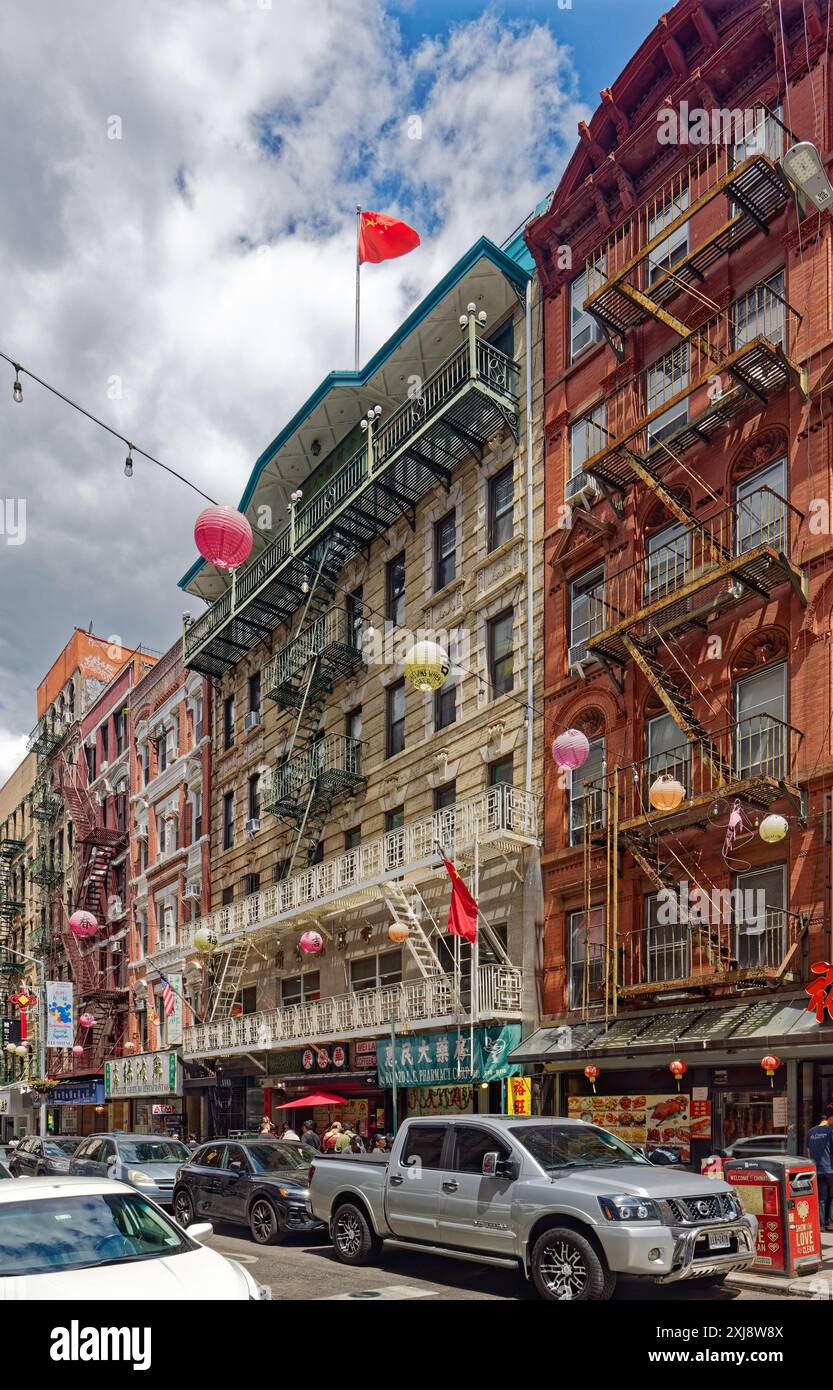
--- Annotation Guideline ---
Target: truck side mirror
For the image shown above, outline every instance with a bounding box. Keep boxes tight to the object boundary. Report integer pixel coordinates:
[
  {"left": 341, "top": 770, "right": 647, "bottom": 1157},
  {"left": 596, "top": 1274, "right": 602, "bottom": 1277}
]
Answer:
[{"left": 482, "top": 1152, "right": 500, "bottom": 1176}]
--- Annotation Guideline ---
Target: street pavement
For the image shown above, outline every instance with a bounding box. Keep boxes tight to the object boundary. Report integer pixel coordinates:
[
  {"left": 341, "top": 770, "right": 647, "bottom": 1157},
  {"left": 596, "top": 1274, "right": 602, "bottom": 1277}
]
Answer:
[{"left": 200, "top": 1223, "right": 787, "bottom": 1301}]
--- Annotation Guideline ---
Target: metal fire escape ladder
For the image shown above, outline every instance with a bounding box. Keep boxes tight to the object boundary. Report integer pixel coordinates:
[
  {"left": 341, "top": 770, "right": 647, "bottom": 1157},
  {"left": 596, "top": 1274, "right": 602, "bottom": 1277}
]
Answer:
[
  {"left": 379, "top": 882, "right": 446, "bottom": 979},
  {"left": 628, "top": 845, "right": 738, "bottom": 972},
  {"left": 207, "top": 942, "right": 251, "bottom": 1022},
  {"left": 621, "top": 634, "right": 732, "bottom": 784}
]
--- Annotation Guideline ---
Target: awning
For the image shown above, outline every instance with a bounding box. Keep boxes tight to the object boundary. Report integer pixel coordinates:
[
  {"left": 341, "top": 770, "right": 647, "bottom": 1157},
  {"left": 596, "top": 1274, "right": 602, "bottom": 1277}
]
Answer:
[
  {"left": 272, "top": 1091, "right": 347, "bottom": 1109},
  {"left": 510, "top": 994, "right": 833, "bottom": 1068}
]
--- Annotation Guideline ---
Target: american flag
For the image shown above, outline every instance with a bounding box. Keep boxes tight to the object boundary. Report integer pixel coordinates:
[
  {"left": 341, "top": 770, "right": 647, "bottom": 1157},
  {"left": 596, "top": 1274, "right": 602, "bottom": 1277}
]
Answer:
[{"left": 159, "top": 973, "right": 176, "bottom": 1019}]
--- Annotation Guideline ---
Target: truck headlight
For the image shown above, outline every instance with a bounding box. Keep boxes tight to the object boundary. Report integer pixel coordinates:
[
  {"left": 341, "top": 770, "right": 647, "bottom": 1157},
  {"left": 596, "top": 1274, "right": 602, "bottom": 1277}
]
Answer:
[{"left": 598, "top": 1195, "right": 661, "bottom": 1222}]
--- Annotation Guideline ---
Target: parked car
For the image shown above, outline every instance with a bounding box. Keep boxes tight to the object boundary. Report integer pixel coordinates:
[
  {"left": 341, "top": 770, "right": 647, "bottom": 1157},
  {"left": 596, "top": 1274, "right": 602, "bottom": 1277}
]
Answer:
[
  {"left": 0, "top": 1159, "right": 13, "bottom": 1180},
  {"left": 0, "top": 1176, "right": 271, "bottom": 1299},
  {"left": 69, "top": 1133, "right": 190, "bottom": 1208},
  {"left": 173, "top": 1138, "right": 326, "bottom": 1244},
  {"left": 723, "top": 1134, "right": 790, "bottom": 1159},
  {"left": 309, "top": 1115, "right": 758, "bottom": 1302},
  {"left": 10, "top": 1135, "right": 80, "bottom": 1177}
]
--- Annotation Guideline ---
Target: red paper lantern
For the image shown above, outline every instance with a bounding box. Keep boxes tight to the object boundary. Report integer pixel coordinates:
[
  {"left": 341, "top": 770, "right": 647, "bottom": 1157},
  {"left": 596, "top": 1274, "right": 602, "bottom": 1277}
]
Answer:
[
  {"left": 669, "top": 1059, "right": 687, "bottom": 1090},
  {"left": 194, "top": 505, "right": 253, "bottom": 570},
  {"left": 584, "top": 1064, "right": 600, "bottom": 1094},
  {"left": 761, "top": 1054, "right": 781, "bottom": 1088},
  {"left": 299, "top": 930, "right": 323, "bottom": 955},
  {"left": 69, "top": 910, "right": 98, "bottom": 938},
  {"left": 551, "top": 729, "right": 590, "bottom": 771},
  {"left": 79, "top": 1013, "right": 96, "bottom": 1029},
  {"left": 72, "top": 1045, "right": 84, "bottom": 1056}
]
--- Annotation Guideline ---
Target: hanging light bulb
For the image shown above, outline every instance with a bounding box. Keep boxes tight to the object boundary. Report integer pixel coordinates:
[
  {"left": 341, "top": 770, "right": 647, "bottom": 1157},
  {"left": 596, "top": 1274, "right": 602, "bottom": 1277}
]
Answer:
[
  {"left": 12, "top": 367, "right": 22, "bottom": 404},
  {"left": 124, "top": 450, "right": 134, "bottom": 478}
]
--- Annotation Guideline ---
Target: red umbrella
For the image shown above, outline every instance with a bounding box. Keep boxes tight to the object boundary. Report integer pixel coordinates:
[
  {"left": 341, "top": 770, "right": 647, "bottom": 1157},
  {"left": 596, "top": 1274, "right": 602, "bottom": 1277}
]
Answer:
[{"left": 272, "top": 1092, "right": 347, "bottom": 1109}]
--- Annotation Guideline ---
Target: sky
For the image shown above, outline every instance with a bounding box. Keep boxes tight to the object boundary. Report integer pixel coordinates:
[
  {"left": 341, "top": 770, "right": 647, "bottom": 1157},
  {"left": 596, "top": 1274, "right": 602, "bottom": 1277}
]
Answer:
[{"left": 0, "top": 0, "right": 667, "bottom": 782}]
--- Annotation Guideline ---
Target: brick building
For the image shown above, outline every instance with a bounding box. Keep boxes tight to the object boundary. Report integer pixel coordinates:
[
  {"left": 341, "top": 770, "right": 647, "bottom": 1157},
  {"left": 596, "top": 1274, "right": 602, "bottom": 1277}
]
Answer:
[{"left": 517, "top": 0, "right": 833, "bottom": 1160}]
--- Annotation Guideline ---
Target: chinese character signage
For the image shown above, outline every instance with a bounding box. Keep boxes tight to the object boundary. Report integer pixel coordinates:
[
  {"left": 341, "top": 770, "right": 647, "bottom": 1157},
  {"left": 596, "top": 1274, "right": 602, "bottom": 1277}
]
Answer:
[
  {"left": 408, "top": 1085, "right": 473, "bottom": 1116},
  {"left": 506, "top": 1076, "right": 532, "bottom": 1115},
  {"left": 376, "top": 1025, "right": 521, "bottom": 1087},
  {"left": 53, "top": 1081, "right": 105, "bottom": 1107},
  {"left": 104, "top": 1050, "right": 181, "bottom": 1098},
  {"left": 302, "top": 1043, "right": 347, "bottom": 1073},
  {"left": 46, "top": 981, "right": 74, "bottom": 1048}
]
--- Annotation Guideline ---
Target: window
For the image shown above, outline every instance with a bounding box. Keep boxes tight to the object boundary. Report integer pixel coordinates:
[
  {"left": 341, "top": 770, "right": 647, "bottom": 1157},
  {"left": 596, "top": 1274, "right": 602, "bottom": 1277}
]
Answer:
[
  {"left": 399, "top": 1125, "right": 446, "bottom": 1170},
  {"left": 386, "top": 552, "right": 406, "bottom": 627},
  {"left": 646, "top": 188, "right": 689, "bottom": 284},
  {"left": 345, "top": 707, "right": 362, "bottom": 743},
  {"left": 386, "top": 806, "right": 404, "bottom": 832},
  {"left": 452, "top": 1126, "right": 511, "bottom": 1173},
  {"left": 141, "top": 744, "right": 150, "bottom": 786},
  {"left": 85, "top": 744, "right": 96, "bottom": 782},
  {"left": 247, "top": 773, "right": 261, "bottom": 822},
  {"left": 646, "top": 712, "right": 690, "bottom": 797},
  {"left": 350, "top": 950, "right": 402, "bottom": 992},
  {"left": 489, "top": 756, "right": 513, "bottom": 787},
  {"left": 193, "top": 698, "right": 203, "bottom": 743},
  {"left": 434, "top": 511, "right": 456, "bottom": 591},
  {"left": 222, "top": 792, "right": 234, "bottom": 851},
  {"left": 221, "top": 886, "right": 234, "bottom": 906},
  {"left": 192, "top": 790, "right": 202, "bottom": 841},
  {"left": 248, "top": 672, "right": 261, "bottom": 716},
  {"left": 488, "top": 609, "right": 513, "bottom": 698},
  {"left": 645, "top": 893, "right": 689, "bottom": 984},
  {"left": 734, "top": 663, "right": 787, "bottom": 779},
  {"left": 569, "top": 404, "right": 606, "bottom": 486},
  {"left": 645, "top": 521, "right": 690, "bottom": 601},
  {"left": 569, "top": 736, "right": 604, "bottom": 845},
  {"left": 733, "top": 865, "right": 786, "bottom": 970},
  {"left": 196, "top": 1145, "right": 224, "bottom": 1169},
  {"left": 155, "top": 734, "right": 167, "bottom": 774},
  {"left": 733, "top": 105, "right": 784, "bottom": 163},
  {"left": 488, "top": 317, "right": 514, "bottom": 360},
  {"left": 569, "top": 567, "right": 605, "bottom": 659},
  {"left": 243, "top": 872, "right": 260, "bottom": 897},
  {"left": 347, "top": 586, "right": 364, "bottom": 652},
  {"left": 570, "top": 268, "right": 602, "bottom": 361},
  {"left": 735, "top": 457, "right": 787, "bottom": 555},
  {"left": 345, "top": 826, "right": 361, "bottom": 851},
  {"left": 223, "top": 696, "right": 235, "bottom": 750},
  {"left": 732, "top": 270, "right": 785, "bottom": 354},
  {"left": 100, "top": 724, "right": 109, "bottom": 763},
  {"left": 568, "top": 907, "right": 605, "bottom": 1008},
  {"left": 488, "top": 465, "right": 514, "bottom": 550},
  {"left": 114, "top": 712, "right": 126, "bottom": 756},
  {"left": 434, "top": 680, "right": 456, "bottom": 731},
  {"left": 235, "top": 985, "right": 258, "bottom": 1016},
  {"left": 281, "top": 972, "right": 320, "bottom": 1006},
  {"left": 434, "top": 782, "right": 456, "bottom": 811},
  {"left": 386, "top": 680, "right": 405, "bottom": 757},
  {"left": 646, "top": 344, "right": 689, "bottom": 445},
  {"left": 480, "top": 922, "right": 508, "bottom": 966}
]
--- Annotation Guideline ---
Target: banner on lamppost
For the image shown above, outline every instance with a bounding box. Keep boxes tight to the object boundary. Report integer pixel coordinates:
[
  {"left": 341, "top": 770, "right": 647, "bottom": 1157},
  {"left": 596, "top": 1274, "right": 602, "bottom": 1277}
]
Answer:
[{"left": 45, "top": 981, "right": 74, "bottom": 1048}]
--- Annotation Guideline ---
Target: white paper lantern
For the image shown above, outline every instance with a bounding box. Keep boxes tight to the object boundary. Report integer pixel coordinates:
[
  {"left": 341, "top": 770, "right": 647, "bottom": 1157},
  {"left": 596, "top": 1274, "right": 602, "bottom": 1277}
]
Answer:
[
  {"left": 404, "top": 640, "right": 450, "bottom": 692},
  {"left": 194, "top": 926, "right": 219, "bottom": 953},
  {"left": 759, "top": 813, "right": 788, "bottom": 844}
]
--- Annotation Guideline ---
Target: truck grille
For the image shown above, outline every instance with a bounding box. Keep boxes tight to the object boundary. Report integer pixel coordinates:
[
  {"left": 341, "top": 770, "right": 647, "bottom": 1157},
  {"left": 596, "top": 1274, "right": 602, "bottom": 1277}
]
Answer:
[{"left": 664, "top": 1194, "right": 735, "bottom": 1225}]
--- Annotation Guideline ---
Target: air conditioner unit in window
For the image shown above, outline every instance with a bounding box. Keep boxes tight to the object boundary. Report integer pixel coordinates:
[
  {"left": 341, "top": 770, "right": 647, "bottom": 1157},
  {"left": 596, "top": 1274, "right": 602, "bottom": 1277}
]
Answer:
[
  {"left": 183, "top": 884, "right": 201, "bottom": 902},
  {"left": 568, "top": 643, "right": 591, "bottom": 679},
  {"left": 244, "top": 710, "right": 261, "bottom": 732},
  {"left": 244, "top": 818, "right": 261, "bottom": 836},
  {"left": 110, "top": 940, "right": 122, "bottom": 953},
  {"left": 565, "top": 473, "right": 602, "bottom": 510}
]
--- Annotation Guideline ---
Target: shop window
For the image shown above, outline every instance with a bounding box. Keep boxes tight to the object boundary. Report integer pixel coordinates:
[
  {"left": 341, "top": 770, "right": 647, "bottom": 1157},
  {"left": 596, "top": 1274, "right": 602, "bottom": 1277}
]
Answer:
[
  {"left": 568, "top": 737, "right": 604, "bottom": 845},
  {"left": 568, "top": 907, "right": 605, "bottom": 1009}
]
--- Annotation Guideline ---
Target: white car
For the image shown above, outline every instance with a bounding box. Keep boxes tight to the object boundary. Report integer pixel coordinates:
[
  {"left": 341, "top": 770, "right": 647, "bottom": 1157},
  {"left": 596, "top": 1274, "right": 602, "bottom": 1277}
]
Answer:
[{"left": 0, "top": 1177, "right": 272, "bottom": 1300}]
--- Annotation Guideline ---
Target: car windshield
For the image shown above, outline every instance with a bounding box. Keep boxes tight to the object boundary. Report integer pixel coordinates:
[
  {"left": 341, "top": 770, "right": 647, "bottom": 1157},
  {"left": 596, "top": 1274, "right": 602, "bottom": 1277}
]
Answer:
[
  {"left": 246, "top": 1143, "right": 309, "bottom": 1173},
  {"left": 0, "top": 1193, "right": 194, "bottom": 1276},
  {"left": 115, "top": 1140, "right": 189, "bottom": 1165},
  {"left": 44, "top": 1140, "right": 78, "bottom": 1157},
  {"left": 510, "top": 1124, "right": 650, "bottom": 1171}
]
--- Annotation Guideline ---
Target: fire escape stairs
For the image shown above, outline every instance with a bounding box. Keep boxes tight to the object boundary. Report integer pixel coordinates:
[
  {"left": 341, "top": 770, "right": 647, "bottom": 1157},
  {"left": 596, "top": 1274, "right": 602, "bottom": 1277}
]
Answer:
[
  {"left": 628, "top": 845, "right": 739, "bottom": 974},
  {"left": 621, "top": 634, "right": 732, "bottom": 784},
  {"left": 379, "top": 882, "right": 446, "bottom": 980},
  {"left": 207, "top": 943, "right": 251, "bottom": 1021}
]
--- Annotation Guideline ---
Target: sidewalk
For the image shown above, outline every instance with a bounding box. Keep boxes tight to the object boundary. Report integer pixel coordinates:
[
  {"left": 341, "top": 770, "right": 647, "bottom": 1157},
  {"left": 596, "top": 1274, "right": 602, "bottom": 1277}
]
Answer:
[{"left": 727, "top": 1229, "right": 833, "bottom": 1299}]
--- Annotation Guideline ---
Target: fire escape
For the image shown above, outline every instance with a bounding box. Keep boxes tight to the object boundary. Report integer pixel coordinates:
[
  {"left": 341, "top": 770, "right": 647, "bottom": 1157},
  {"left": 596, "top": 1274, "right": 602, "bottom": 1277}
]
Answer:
[
  {"left": 573, "top": 113, "right": 808, "bottom": 1009},
  {"left": 0, "top": 836, "right": 25, "bottom": 979}
]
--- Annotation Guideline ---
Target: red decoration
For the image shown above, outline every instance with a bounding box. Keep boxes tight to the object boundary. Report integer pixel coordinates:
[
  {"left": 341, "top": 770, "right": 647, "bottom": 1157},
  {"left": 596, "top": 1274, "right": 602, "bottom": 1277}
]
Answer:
[
  {"left": 584, "top": 1064, "right": 600, "bottom": 1094},
  {"left": 299, "top": 931, "right": 323, "bottom": 955},
  {"left": 9, "top": 990, "right": 36, "bottom": 1010},
  {"left": 72, "top": 1045, "right": 84, "bottom": 1056},
  {"left": 806, "top": 961, "right": 833, "bottom": 1023},
  {"left": 551, "top": 729, "right": 590, "bottom": 771},
  {"left": 761, "top": 1054, "right": 781, "bottom": 1088},
  {"left": 443, "top": 859, "right": 478, "bottom": 944},
  {"left": 194, "top": 505, "right": 253, "bottom": 571},
  {"left": 79, "top": 1013, "right": 96, "bottom": 1029},
  {"left": 358, "top": 211, "right": 421, "bottom": 265},
  {"left": 669, "top": 1059, "right": 687, "bottom": 1091},
  {"left": 69, "top": 910, "right": 98, "bottom": 938}
]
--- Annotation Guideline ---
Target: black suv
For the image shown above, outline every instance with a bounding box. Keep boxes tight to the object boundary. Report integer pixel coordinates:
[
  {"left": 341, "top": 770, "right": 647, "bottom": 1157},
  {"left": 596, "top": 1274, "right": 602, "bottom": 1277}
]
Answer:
[
  {"left": 172, "top": 1139, "right": 326, "bottom": 1245},
  {"left": 10, "top": 1135, "right": 80, "bottom": 1176}
]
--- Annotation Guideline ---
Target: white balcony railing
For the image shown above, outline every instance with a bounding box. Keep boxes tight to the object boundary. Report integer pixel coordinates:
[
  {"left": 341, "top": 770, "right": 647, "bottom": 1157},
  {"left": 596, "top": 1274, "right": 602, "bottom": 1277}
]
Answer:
[
  {"left": 140, "top": 784, "right": 537, "bottom": 974},
  {"left": 182, "top": 964, "right": 524, "bottom": 1058}
]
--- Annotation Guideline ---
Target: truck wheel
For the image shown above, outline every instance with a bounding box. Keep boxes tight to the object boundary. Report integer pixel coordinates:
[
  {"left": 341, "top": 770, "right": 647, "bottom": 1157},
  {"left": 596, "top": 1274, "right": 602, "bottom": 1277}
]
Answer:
[
  {"left": 531, "top": 1227, "right": 616, "bottom": 1302},
  {"left": 332, "top": 1202, "right": 382, "bottom": 1266}
]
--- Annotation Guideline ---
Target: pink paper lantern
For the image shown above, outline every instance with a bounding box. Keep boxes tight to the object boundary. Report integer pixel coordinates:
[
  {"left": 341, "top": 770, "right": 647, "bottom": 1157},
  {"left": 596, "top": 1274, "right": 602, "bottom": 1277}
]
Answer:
[
  {"left": 72, "top": 1045, "right": 84, "bottom": 1056},
  {"left": 551, "top": 728, "right": 591, "bottom": 771},
  {"left": 194, "top": 505, "right": 253, "bottom": 570},
  {"left": 69, "top": 910, "right": 98, "bottom": 938},
  {"left": 79, "top": 1013, "right": 96, "bottom": 1029},
  {"left": 299, "top": 930, "right": 323, "bottom": 955}
]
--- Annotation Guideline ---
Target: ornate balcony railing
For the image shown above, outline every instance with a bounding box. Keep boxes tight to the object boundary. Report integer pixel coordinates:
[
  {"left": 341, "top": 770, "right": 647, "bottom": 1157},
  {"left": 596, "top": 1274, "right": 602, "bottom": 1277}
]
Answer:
[
  {"left": 182, "top": 964, "right": 525, "bottom": 1057},
  {"left": 137, "top": 784, "right": 537, "bottom": 973},
  {"left": 263, "top": 607, "right": 363, "bottom": 705}
]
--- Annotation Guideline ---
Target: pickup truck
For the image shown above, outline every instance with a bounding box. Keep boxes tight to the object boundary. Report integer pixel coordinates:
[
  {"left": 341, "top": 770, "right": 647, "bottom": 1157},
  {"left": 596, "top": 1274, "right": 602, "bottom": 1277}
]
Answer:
[{"left": 308, "top": 1115, "right": 758, "bottom": 1301}]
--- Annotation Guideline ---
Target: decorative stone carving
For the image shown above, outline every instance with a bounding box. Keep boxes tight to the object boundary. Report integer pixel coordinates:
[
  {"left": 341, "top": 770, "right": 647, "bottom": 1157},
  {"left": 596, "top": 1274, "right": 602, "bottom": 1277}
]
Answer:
[
  {"left": 730, "top": 427, "right": 789, "bottom": 483},
  {"left": 731, "top": 628, "right": 789, "bottom": 676}
]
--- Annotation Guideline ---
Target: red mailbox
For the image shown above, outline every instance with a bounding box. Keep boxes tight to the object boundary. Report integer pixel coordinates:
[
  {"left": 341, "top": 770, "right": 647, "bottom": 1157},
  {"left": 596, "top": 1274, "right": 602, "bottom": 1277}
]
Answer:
[{"left": 724, "top": 1156, "right": 822, "bottom": 1278}]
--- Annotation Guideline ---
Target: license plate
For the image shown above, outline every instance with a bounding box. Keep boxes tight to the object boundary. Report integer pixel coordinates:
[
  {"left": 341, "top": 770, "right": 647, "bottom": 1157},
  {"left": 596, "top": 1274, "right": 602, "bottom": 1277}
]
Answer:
[{"left": 708, "top": 1232, "right": 731, "bottom": 1250}]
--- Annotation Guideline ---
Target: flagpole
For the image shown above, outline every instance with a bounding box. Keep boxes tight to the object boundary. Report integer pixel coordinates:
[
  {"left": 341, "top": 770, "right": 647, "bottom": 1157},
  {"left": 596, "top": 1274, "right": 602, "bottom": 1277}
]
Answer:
[
  {"left": 472, "top": 838, "right": 479, "bottom": 1098},
  {"left": 355, "top": 204, "right": 361, "bottom": 370}
]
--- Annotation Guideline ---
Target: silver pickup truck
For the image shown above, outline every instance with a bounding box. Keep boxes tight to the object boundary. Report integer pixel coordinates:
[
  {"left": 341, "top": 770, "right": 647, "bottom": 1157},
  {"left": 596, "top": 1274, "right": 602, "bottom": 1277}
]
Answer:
[{"left": 308, "top": 1115, "right": 758, "bottom": 1300}]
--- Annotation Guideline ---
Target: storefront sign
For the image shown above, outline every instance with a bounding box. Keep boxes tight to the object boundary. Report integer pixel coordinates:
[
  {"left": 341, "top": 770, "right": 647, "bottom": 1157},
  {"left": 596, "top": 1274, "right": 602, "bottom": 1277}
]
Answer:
[
  {"left": 377, "top": 1025, "right": 521, "bottom": 1088},
  {"left": 165, "top": 974, "right": 183, "bottom": 1046},
  {"left": 52, "top": 1081, "right": 105, "bottom": 1107},
  {"left": 46, "top": 980, "right": 73, "bottom": 1048},
  {"left": 104, "top": 1050, "right": 181, "bottom": 1099},
  {"left": 352, "top": 1040, "right": 377, "bottom": 1071},
  {"left": 567, "top": 1092, "right": 691, "bottom": 1162},
  {"left": 506, "top": 1076, "right": 532, "bottom": 1115},
  {"left": 302, "top": 1043, "right": 347, "bottom": 1073},
  {"left": 408, "top": 1085, "right": 473, "bottom": 1116},
  {"left": 690, "top": 1098, "right": 711, "bottom": 1142},
  {"left": 151, "top": 1104, "right": 179, "bottom": 1115}
]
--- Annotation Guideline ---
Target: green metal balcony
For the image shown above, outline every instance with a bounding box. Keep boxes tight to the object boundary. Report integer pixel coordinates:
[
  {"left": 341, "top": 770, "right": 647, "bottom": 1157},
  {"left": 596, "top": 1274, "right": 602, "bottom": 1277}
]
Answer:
[
  {"left": 30, "top": 781, "right": 63, "bottom": 821},
  {"left": 184, "top": 333, "right": 520, "bottom": 678},
  {"left": 263, "top": 606, "right": 364, "bottom": 708},
  {"left": 263, "top": 733, "right": 366, "bottom": 818},
  {"left": 29, "top": 853, "right": 63, "bottom": 887}
]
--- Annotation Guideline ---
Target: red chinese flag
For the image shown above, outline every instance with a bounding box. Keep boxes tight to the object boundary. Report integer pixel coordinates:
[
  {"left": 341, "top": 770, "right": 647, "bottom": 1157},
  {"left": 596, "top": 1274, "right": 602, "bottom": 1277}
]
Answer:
[
  {"left": 358, "top": 211, "right": 420, "bottom": 265},
  {"left": 443, "top": 859, "right": 478, "bottom": 943}
]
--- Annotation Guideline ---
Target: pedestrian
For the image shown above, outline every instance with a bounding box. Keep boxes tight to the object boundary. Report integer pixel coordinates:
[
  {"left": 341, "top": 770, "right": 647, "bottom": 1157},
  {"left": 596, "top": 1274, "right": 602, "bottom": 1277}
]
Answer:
[
  {"left": 259, "top": 1116, "right": 276, "bottom": 1138},
  {"left": 281, "top": 1120, "right": 301, "bottom": 1143},
  {"left": 349, "top": 1130, "right": 365, "bottom": 1153},
  {"left": 301, "top": 1120, "right": 321, "bottom": 1151},
  {"left": 808, "top": 1103, "right": 833, "bottom": 1232},
  {"left": 188, "top": 1132, "right": 198, "bottom": 1145},
  {"left": 323, "top": 1121, "right": 342, "bottom": 1152},
  {"left": 373, "top": 1134, "right": 387, "bottom": 1152}
]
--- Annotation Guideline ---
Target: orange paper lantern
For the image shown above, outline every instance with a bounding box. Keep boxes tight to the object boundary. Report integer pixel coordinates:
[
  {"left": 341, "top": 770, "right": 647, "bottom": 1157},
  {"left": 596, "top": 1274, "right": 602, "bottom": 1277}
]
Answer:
[
  {"left": 761, "top": 1054, "right": 780, "bottom": 1088},
  {"left": 584, "top": 1064, "right": 600, "bottom": 1094}
]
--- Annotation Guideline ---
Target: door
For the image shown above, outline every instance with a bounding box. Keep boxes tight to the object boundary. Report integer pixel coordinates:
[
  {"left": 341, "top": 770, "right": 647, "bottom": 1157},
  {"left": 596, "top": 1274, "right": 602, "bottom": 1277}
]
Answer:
[
  {"left": 191, "top": 1144, "right": 226, "bottom": 1217},
  {"left": 214, "top": 1144, "right": 252, "bottom": 1222},
  {"left": 438, "top": 1124, "right": 518, "bottom": 1254},
  {"left": 15, "top": 1138, "right": 35, "bottom": 1175},
  {"left": 71, "top": 1138, "right": 105, "bottom": 1177},
  {"left": 384, "top": 1124, "right": 452, "bottom": 1241}
]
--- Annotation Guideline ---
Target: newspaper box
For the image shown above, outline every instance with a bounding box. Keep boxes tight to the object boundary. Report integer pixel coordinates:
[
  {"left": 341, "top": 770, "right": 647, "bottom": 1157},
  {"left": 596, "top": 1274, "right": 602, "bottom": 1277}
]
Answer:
[{"left": 723, "top": 1156, "right": 822, "bottom": 1277}]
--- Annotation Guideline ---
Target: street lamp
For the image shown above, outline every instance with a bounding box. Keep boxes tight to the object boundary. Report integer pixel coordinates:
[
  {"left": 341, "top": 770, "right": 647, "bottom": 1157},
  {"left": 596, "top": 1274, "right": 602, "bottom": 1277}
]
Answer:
[
  {"left": 3, "top": 946, "right": 47, "bottom": 1134},
  {"left": 780, "top": 141, "right": 833, "bottom": 212}
]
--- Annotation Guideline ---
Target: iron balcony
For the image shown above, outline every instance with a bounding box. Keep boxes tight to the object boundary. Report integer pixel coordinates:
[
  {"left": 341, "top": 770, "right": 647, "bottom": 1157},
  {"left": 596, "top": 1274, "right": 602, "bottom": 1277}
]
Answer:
[
  {"left": 263, "top": 732, "right": 366, "bottom": 817},
  {"left": 262, "top": 606, "right": 364, "bottom": 707}
]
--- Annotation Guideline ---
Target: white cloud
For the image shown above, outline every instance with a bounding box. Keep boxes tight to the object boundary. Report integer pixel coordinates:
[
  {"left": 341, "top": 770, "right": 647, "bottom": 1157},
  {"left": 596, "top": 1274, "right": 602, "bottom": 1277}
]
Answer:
[
  {"left": 0, "top": 0, "right": 585, "bottom": 756},
  {"left": 0, "top": 731, "right": 28, "bottom": 787}
]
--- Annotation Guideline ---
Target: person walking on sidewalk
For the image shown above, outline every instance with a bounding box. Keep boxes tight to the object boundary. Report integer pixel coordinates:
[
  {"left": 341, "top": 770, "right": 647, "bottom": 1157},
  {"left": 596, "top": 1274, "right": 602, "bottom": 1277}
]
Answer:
[{"left": 807, "top": 1103, "right": 833, "bottom": 1232}]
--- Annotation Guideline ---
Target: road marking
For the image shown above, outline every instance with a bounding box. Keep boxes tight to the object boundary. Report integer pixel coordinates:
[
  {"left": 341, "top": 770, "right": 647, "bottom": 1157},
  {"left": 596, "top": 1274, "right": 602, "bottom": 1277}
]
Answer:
[{"left": 318, "top": 1285, "right": 437, "bottom": 1300}]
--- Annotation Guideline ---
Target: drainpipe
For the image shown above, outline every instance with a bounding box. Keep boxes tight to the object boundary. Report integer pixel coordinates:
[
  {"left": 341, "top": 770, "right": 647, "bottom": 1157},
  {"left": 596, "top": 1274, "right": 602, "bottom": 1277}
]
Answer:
[{"left": 524, "top": 279, "right": 535, "bottom": 798}]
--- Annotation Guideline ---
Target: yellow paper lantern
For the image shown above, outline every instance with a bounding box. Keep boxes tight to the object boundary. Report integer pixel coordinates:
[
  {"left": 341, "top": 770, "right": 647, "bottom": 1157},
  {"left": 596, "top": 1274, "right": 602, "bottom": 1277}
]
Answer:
[
  {"left": 759, "top": 813, "right": 788, "bottom": 844},
  {"left": 388, "top": 922, "right": 410, "bottom": 944},
  {"left": 649, "top": 773, "right": 685, "bottom": 812},
  {"left": 404, "top": 640, "right": 450, "bottom": 692},
  {"left": 194, "top": 926, "right": 219, "bottom": 953}
]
